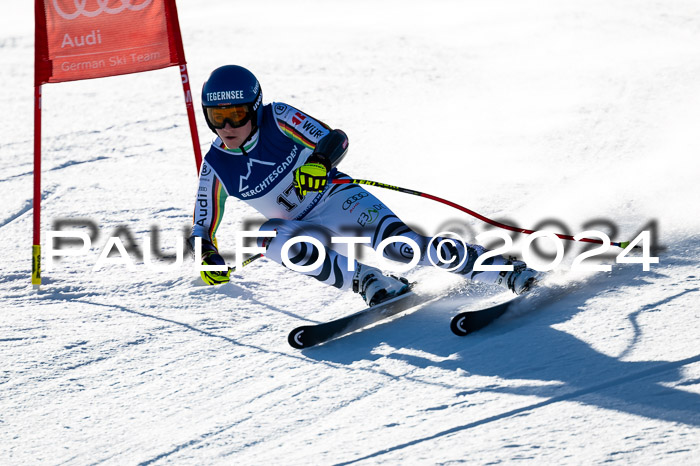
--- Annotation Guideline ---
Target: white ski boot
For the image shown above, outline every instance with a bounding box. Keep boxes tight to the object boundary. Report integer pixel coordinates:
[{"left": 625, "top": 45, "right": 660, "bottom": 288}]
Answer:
[
  {"left": 353, "top": 264, "right": 410, "bottom": 306},
  {"left": 500, "top": 261, "right": 541, "bottom": 295}
]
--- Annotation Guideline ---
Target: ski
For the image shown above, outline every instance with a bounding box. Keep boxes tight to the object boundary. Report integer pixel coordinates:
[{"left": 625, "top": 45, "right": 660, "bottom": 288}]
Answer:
[
  {"left": 288, "top": 290, "right": 433, "bottom": 349},
  {"left": 450, "top": 295, "right": 521, "bottom": 336},
  {"left": 450, "top": 282, "right": 567, "bottom": 336}
]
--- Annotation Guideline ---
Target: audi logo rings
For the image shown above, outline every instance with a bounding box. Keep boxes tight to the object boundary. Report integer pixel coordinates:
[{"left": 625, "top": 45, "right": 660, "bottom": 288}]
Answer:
[{"left": 52, "top": 0, "right": 153, "bottom": 20}]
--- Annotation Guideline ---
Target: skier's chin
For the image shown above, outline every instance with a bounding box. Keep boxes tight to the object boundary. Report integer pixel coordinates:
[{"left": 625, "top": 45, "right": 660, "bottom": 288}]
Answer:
[{"left": 223, "top": 136, "right": 241, "bottom": 148}]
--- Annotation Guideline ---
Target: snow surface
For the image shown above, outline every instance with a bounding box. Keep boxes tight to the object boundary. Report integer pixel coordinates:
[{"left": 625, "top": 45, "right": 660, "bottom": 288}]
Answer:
[{"left": 2, "top": 0, "right": 700, "bottom": 464}]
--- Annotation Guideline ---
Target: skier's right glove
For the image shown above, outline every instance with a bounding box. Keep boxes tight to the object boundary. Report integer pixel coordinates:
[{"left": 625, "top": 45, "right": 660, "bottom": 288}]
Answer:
[
  {"left": 200, "top": 250, "right": 230, "bottom": 286},
  {"left": 189, "top": 237, "right": 229, "bottom": 286}
]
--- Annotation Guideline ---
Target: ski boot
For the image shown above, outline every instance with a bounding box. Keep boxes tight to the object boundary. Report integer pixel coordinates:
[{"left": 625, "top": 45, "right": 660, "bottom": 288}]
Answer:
[
  {"left": 500, "top": 260, "right": 541, "bottom": 295},
  {"left": 353, "top": 264, "right": 411, "bottom": 306}
]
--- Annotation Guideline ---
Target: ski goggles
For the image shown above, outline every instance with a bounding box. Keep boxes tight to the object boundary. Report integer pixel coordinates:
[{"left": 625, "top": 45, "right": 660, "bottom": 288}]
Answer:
[{"left": 205, "top": 105, "right": 252, "bottom": 129}]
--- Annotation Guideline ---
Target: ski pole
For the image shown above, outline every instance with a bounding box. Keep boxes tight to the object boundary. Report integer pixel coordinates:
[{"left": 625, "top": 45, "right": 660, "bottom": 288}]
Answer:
[
  {"left": 228, "top": 253, "right": 264, "bottom": 273},
  {"left": 331, "top": 178, "right": 636, "bottom": 249}
]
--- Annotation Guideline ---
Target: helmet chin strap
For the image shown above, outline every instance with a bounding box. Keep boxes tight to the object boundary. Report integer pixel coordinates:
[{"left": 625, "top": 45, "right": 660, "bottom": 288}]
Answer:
[{"left": 238, "top": 126, "right": 258, "bottom": 156}]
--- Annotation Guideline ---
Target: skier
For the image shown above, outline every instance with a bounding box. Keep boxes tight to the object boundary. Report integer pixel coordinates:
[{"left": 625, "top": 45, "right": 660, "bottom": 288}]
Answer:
[{"left": 188, "top": 65, "right": 539, "bottom": 306}]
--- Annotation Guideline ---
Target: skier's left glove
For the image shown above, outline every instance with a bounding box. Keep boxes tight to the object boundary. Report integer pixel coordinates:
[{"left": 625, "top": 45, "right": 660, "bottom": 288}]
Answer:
[
  {"left": 294, "top": 154, "right": 331, "bottom": 197},
  {"left": 200, "top": 250, "right": 230, "bottom": 285}
]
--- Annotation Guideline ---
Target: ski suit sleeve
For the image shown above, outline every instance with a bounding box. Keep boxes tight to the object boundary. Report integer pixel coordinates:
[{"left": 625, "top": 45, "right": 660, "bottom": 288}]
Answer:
[
  {"left": 189, "top": 160, "right": 228, "bottom": 251},
  {"left": 272, "top": 102, "right": 349, "bottom": 167}
]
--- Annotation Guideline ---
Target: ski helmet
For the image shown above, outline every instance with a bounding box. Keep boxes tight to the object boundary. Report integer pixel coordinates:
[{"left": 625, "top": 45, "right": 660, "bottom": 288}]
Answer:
[{"left": 201, "top": 65, "right": 263, "bottom": 133}]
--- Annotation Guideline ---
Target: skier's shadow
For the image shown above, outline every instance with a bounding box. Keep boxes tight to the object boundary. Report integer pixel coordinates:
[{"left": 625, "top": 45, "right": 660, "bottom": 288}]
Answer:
[{"left": 301, "top": 261, "right": 700, "bottom": 429}]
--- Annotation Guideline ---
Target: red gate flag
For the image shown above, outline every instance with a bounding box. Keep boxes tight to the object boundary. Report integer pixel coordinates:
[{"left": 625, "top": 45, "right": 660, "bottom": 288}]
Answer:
[
  {"left": 35, "top": 0, "right": 186, "bottom": 84},
  {"left": 33, "top": 0, "right": 201, "bottom": 287}
]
